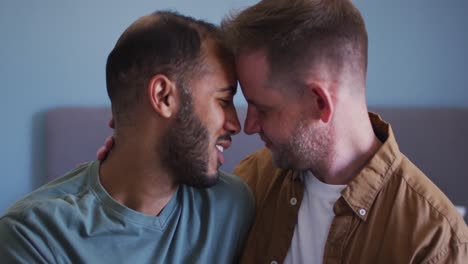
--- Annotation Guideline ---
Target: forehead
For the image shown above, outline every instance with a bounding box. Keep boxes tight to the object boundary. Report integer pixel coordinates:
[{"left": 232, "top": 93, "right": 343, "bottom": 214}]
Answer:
[
  {"left": 235, "top": 50, "right": 304, "bottom": 108},
  {"left": 190, "top": 41, "right": 237, "bottom": 94},
  {"left": 235, "top": 50, "right": 272, "bottom": 98}
]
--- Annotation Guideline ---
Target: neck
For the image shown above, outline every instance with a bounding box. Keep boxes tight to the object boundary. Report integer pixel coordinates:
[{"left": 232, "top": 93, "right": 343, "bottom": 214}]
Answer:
[
  {"left": 99, "top": 132, "right": 178, "bottom": 216},
  {"left": 314, "top": 108, "right": 382, "bottom": 185}
]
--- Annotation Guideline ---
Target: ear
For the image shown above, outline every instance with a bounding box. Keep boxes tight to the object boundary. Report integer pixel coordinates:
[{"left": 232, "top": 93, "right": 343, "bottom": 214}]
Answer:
[
  {"left": 148, "top": 74, "right": 177, "bottom": 118},
  {"left": 309, "top": 84, "right": 334, "bottom": 123}
]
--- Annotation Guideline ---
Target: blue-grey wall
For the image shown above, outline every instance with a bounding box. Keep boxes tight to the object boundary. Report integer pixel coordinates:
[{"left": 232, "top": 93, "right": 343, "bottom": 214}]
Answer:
[
  {"left": 357, "top": 0, "right": 468, "bottom": 106},
  {"left": 1, "top": 0, "right": 467, "bottom": 213}
]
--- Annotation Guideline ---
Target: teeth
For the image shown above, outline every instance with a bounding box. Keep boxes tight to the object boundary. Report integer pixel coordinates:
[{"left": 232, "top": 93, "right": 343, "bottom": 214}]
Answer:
[{"left": 216, "top": 145, "right": 224, "bottom": 153}]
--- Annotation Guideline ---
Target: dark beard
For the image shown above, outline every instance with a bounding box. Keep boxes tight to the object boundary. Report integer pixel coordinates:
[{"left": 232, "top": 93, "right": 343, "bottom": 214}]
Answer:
[{"left": 159, "top": 91, "right": 218, "bottom": 188}]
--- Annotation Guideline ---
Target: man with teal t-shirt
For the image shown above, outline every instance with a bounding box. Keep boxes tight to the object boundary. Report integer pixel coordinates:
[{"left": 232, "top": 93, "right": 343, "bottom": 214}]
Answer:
[{"left": 0, "top": 11, "right": 254, "bottom": 263}]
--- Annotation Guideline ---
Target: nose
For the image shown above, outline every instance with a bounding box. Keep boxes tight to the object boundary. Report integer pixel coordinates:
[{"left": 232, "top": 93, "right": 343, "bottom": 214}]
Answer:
[
  {"left": 243, "top": 105, "right": 261, "bottom": 135},
  {"left": 224, "top": 107, "right": 241, "bottom": 136}
]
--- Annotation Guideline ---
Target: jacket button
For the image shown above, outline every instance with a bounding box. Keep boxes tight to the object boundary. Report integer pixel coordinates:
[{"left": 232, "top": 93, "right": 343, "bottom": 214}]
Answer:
[{"left": 290, "top": 197, "right": 297, "bottom": 206}]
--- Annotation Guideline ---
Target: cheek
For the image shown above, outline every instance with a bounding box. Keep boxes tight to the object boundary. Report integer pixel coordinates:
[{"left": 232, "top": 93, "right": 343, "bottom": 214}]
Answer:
[
  {"left": 265, "top": 116, "right": 295, "bottom": 140},
  {"left": 204, "top": 102, "right": 226, "bottom": 132}
]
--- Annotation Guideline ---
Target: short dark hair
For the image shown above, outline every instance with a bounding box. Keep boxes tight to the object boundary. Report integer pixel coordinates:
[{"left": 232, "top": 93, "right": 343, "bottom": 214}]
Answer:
[
  {"left": 221, "top": 0, "right": 368, "bottom": 93},
  {"left": 106, "top": 11, "right": 220, "bottom": 122}
]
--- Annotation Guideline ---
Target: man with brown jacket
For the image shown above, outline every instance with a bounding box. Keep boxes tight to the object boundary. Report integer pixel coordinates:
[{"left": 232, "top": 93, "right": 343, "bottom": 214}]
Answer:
[{"left": 221, "top": 0, "right": 468, "bottom": 263}]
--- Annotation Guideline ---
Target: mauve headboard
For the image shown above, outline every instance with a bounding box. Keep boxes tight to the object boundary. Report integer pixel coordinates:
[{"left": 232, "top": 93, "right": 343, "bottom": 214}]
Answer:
[{"left": 45, "top": 106, "right": 468, "bottom": 218}]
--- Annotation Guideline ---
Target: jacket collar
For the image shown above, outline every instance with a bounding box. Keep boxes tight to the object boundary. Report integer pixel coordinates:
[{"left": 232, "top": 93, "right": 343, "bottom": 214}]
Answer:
[{"left": 340, "top": 112, "right": 402, "bottom": 220}]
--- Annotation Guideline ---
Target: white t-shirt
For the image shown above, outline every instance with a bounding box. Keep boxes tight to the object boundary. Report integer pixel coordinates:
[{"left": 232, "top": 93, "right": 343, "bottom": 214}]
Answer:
[{"left": 284, "top": 171, "right": 346, "bottom": 264}]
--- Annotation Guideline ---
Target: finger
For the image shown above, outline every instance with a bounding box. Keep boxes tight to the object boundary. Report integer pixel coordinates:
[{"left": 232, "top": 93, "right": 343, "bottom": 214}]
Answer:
[
  {"left": 96, "top": 146, "right": 107, "bottom": 160},
  {"left": 105, "top": 136, "right": 114, "bottom": 148},
  {"left": 109, "top": 118, "right": 115, "bottom": 129}
]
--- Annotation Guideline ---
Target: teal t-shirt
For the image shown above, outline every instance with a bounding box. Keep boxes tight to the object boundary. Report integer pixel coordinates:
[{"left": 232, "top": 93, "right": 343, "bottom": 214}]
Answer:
[{"left": 0, "top": 161, "right": 254, "bottom": 263}]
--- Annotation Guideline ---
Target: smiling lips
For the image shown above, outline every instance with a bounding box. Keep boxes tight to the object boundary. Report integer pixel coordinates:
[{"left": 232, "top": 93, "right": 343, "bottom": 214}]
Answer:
[
  {"left": 216, "top": 145, "right": 224, "bottom": 153},
  {"left": 215, "top": 140, "right": 231, "bottom": 165}
]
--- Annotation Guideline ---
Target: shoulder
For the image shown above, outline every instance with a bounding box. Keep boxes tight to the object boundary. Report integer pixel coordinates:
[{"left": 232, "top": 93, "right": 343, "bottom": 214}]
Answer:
[
  {"left": 398, "top": 156, "right": 466, "bottom": 233},
  {"left": 215, "top": 170, "right": 254, "bottom": 210},
  {"left": 233, "top": 148, "right": 274, "bottom": 179},
  {"left": 233, "top": 148, "right": 279, "bottom": 190},
  {"left": 390, "top": 155, "right": 468, "bottom": 258},
  {"left": 0, "top": 212, "right": 57, "bottom": 263},
  {"left": 233, "top": 148, "right": 295, "bottom": 207},
  {"left": 0, "top": 190, "right": 77, "bottom": 264},
  {"left": 0, "top": 163, "right": 100, "bottom": 262},
  {"left": 2, "top": 162, "right": 94, "bottom": 230}
]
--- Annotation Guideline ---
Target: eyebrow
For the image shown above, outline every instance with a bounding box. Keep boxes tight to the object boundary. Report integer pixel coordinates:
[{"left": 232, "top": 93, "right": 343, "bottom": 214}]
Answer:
[
  {"left": 246, "top": 98, "right": 271, "bottom": 110},
  {"left": 246, "top": 99, "right": 257, "bottom": 105},
  {"left": 246, "top": 99, "right": 263, "bottom": 108},
  {"left": 217, "top": 85, "right": 237, "bottom": 95}
]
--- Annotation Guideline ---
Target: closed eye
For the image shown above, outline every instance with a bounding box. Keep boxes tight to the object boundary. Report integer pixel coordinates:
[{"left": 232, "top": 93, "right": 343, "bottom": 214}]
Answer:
[
  {"left": 250, "top": 104, "right": 267, "bottom": 116},
  {"left": 219, "top": 98, "right": 234, "bottom": 107},
  {"left": 246, "top": 99, "right": 270, "bottom": 115}
]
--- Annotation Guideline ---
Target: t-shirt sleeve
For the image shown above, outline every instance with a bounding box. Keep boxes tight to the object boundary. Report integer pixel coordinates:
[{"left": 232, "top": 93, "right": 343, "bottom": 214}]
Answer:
[{"left": 0, "top": 215, "right": 56, "bottom": 264}]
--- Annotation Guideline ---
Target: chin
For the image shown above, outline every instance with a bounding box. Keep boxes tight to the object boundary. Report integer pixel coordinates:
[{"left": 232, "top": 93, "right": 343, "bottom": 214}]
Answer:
[
  {"left": 271, "top": 150, "right": 305, "bottom": 170},
  {"left": 272, "top": 157, "right": 293, "bottom": 170},
  {"left": 269, "top": 149, "right": 289, "bottom": 168},
  {"left": 271, "top": 155, "right": 290, "bottom": 169},
  {"left": 184, "top": 162, "right": 220, "bottom": 188},
  {"left": 192, "top": 173, "right": 219, "bottom": 189},
  {"left": 205, "top": 162, "right": 222, "bottom": 184}
]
